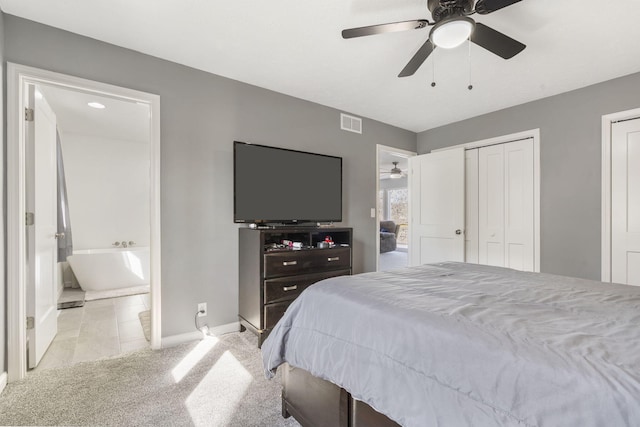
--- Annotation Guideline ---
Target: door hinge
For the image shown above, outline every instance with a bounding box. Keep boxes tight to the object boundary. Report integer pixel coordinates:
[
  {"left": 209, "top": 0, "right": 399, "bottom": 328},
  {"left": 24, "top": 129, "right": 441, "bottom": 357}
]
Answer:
[
  {"left": 26, "top": 316, "right": 34, "bottom": 330},
  {"left": 25, "top": 108, "right": 34, "bottom": 122},
  {"left": 25, "top": 212, "right": 35, "bottom": 226}
]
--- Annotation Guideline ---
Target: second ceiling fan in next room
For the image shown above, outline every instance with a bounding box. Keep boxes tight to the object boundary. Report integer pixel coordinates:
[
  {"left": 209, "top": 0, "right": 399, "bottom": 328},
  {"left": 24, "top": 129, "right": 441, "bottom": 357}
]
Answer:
[{"left": 342, "top": 0, "right": 527, "bottom": 77}]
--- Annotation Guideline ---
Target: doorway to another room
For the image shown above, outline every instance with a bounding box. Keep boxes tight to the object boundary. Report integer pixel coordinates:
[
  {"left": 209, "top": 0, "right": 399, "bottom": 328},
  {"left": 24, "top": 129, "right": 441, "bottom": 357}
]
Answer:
[
  {"left": 376, "top": 145, "right": 416, "bottom": 271},
  {"left": 34, "top": 85, "right": 152, "bottom": 371},
  {"left": 7, "top": 64, "right": 162, "bottom": 382}
]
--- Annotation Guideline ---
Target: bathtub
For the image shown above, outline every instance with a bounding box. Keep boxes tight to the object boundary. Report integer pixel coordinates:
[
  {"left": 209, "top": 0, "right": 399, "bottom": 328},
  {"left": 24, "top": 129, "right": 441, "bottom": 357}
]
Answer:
[{"left": 67, "top": 247, "right": 150, "bottom": 291}]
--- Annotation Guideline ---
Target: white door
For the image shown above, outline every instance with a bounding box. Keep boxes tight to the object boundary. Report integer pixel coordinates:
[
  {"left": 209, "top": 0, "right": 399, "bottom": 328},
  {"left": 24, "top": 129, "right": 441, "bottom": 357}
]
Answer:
[
  {"left": 478, "top": 140, "right": 534, "bottom": 270},
  {"left": 465, "top": 149, "right": 479, "bottom": 263},
  {"left": 503, "top": 140, "right": 534, "bottom": 271},
  {"left": 408, "top": 148, "right": 465, "bottom": 266},
  {"left": 26, "top": 85, "right": 59, "bottom": 368},
  {"left": 479, "top": 144, "right": 505, "bottom": 266},
  {"left": 612, "top": 118, "right": 640, "bottom": 286}
]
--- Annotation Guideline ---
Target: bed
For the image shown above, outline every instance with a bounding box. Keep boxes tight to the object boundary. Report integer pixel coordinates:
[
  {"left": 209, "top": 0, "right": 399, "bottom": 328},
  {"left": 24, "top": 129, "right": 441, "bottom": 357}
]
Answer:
[{"left": 262, "top": 262, "right": 640, "bottom": 427}]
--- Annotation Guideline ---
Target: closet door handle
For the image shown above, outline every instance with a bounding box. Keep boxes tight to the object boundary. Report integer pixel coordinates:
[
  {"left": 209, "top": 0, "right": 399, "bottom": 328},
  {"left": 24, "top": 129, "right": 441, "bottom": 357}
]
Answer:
[
  {"left": 327, "top": 257, "right": 340, "bottom": 262},
  {"left": 283, "top": 285, "right": 298, "bottom": 292},
  {"left": 455, "top": 229, "right": 462, "bottom": 235},
  {"left": 282, "top": 261, "right": 298, "bottom": 266}
]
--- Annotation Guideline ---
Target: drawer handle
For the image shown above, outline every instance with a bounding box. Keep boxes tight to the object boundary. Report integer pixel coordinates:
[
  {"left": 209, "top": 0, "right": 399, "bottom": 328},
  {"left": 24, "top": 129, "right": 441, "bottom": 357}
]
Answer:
[
  {"left": 327, "top": 257, "right": 340, "bottom": 262},
  {"left": 283, "top": 285, "right": 298, "bottom": 292},
  {"left": 282, "top": 261, "right": 298, "bottom": 266}
]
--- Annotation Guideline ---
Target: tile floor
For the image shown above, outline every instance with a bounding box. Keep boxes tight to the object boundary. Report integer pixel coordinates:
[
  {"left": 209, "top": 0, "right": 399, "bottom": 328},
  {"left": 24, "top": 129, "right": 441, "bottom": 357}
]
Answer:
[{"left": 32, "top": 293, "right": 150, "bottom": 372}]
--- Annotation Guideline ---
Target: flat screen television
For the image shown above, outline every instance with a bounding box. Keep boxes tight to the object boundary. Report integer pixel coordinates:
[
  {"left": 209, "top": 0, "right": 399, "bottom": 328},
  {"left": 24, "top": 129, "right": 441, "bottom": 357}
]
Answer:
[{"left": 234, "top": 141, "right": 342, "bottom": 224}]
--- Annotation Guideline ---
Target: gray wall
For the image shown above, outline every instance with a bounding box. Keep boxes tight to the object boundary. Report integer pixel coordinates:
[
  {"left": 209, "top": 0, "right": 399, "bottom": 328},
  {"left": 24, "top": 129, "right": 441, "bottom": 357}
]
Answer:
[
  {"left": 418, "top": 71, "right": 640, "bottom": 281},
  {"left": 0, "top": 10, "right": 6, "bottom": 374},
  {"left": 2, "top": 15, "right": 416, "bottom": 338},
  {"left": 380, "top": 176, "right": 407, "bottom": 191}
]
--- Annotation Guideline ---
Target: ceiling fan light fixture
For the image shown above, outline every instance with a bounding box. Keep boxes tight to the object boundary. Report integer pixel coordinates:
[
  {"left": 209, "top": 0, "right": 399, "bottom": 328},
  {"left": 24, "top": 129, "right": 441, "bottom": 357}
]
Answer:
[
  {"left": 389, "top": 161, "right": 402, "bottom": 179},
  {"left": 430, "top": 17, "right": 475, "bottom": 49}
]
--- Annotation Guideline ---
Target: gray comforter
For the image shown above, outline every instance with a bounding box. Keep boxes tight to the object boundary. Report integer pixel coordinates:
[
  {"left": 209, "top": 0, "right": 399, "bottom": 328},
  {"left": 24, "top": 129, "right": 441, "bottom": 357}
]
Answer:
[{"left": 262, "top": 262, "right": 640, "bottom": 427}]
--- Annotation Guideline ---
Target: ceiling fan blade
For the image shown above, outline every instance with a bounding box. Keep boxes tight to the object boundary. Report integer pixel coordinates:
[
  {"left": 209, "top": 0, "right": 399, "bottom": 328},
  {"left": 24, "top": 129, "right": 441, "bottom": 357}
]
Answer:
[
  {"left": 475, "top": 0, "right": 522, "bottom": 14},
  {"left": 470, "top": 23, "right": 525, "bottom": 59},
  {"left": 398, "top": 39, "right": 435, "bottom": 77},
  {"left": 342, "top": 20, "right": 429, "bottom": 39}
]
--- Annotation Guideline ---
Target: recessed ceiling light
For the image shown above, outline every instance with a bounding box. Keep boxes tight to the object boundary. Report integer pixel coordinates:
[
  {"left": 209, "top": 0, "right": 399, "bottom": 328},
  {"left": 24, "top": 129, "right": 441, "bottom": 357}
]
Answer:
[{"left": 88, "top": 102, "right": 106, "bottom": 109}]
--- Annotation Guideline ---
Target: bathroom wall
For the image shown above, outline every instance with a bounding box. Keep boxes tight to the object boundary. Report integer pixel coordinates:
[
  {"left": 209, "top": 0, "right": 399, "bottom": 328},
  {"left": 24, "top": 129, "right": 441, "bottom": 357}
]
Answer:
[{"left": 59, "top": 132, "right": 150, "bottom": 250}]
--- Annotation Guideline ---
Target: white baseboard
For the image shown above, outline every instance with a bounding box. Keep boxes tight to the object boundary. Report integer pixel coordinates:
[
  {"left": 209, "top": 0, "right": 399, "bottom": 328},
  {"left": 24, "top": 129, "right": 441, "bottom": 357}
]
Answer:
[
  {"left": 0, "top": 372, "right": 7, "bottom": 394},
  {"left": 161, "top": 331, "right": 205, "bottom": 348},
  {"left": 161, "top": 321, "right": 240, "bottom": 348},
  {"left": 207, "top": 321, "right": 242, "bottom": 336}
]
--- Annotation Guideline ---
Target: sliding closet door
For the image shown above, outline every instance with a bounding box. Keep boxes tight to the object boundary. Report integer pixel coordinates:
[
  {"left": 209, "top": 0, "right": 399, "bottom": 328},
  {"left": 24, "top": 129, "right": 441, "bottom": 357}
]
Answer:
[
  {"left": 477, "top": 140, "right": 534, "bottom": 271},
  {"left": 465, "top": 149, "right": 479, "bottom": 263},
  {"left": 479, "top": 145, "right": 505, "bottom": 266},
  {"left": 504, "top": 140, "right": 534, "bottom": 271}
]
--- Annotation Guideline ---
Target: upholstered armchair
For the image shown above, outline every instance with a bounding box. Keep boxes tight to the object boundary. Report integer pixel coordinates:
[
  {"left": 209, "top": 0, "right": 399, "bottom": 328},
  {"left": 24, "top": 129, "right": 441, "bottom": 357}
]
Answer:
[{"left": 380, "top": 220, "right": 401, "bottom": 253}]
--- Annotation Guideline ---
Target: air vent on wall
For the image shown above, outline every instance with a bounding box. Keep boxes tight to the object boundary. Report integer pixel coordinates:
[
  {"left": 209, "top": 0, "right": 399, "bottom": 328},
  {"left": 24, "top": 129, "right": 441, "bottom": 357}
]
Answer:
[{"left": 340, "top": 113, "right": 362, "bottom": 134}]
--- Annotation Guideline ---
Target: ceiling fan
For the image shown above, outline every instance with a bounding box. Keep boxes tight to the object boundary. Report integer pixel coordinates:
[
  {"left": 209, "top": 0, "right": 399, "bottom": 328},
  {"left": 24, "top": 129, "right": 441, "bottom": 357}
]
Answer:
[
  {"left": 342, "top": 0, "right": 526, "bottom": 77},
  {"left": 380, "top": 162, "right": 405, "bottom": 179}
]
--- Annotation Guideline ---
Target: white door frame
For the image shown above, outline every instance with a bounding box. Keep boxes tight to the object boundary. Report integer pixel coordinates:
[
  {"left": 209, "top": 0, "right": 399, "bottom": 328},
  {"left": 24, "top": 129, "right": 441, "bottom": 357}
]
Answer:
[
  {"left": 7, "top": 63, "right": 162, "bottom": 382},
  {"left": 376, "top": 145, "right": 417, "bottom": 271},
  {"left": 601, "top": 108, "right": 640, "bottom": 282},
  {"left": 432, "top": 129, "right": 541, "bottom": 272}
]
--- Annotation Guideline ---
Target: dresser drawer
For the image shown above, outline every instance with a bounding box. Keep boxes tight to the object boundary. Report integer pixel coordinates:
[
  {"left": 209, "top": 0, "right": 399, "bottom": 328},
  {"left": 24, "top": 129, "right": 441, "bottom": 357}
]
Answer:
[
  {"left": 264, "top": 301, "right": 292, "bottom": 330},
  {"left": 264, "top": 248, "right": 351, "bottom": 278},
  {"left": 264, "top": 269, "right": 351, "bottom": 304}
]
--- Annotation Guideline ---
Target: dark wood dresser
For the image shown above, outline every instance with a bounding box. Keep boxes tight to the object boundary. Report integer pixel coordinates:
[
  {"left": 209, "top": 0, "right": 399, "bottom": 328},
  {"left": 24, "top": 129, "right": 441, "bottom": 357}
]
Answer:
[{"left": 238, "top": 227, "right": 352, "bottom": 347}]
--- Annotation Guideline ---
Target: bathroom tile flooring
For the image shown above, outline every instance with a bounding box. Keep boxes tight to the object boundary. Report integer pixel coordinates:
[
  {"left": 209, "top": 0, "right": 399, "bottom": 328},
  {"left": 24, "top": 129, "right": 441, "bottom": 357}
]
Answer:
[{"left": 32, "top": 293, "right": 150, "bottom": 372}]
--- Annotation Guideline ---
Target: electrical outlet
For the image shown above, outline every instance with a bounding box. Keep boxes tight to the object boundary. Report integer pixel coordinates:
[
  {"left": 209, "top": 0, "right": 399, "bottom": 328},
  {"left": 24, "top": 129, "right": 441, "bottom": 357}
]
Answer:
[{"left": 197, "top": 302, "right": 207, "bottom": 317}]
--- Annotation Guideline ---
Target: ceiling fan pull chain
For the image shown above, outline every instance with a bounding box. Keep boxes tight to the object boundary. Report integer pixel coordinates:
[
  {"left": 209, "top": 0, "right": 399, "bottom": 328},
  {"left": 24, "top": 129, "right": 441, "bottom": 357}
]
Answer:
[
  {"left": 467, "top": 36, "right": 473, "bottom": 90},
  {"left": 431, "top": 55, "right": 437, "bottom": 87}
]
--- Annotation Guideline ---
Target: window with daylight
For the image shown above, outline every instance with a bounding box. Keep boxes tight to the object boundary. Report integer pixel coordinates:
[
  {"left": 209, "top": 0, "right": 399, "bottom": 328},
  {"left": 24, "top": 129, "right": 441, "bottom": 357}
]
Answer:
[{"left": 387, "top": 188, "right": 408, "bottom": 245}]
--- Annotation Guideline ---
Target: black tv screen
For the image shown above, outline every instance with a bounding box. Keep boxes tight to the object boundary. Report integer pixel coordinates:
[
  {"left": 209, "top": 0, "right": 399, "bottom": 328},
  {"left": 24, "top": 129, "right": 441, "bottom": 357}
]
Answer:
[{"left": 234, "top": 141, "right": 342, "bottom": 224}]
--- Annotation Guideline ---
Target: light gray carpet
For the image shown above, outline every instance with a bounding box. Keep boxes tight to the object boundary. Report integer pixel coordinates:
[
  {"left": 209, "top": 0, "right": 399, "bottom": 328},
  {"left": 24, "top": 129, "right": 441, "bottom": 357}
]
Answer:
[
  {"left": 379, "top": 250, "right": 408, "bottom": 271},
  {"left": 0, "top": 332, "right": 300, "bottom": 427}
]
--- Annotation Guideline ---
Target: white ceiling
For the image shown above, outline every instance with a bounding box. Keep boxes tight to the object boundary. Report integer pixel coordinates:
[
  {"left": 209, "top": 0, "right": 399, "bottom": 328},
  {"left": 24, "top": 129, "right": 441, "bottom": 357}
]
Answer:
[
  {"left": 379, "top": 151, "right": 411, "bottom": 179},
  {"left": 3, "top": 0, "right": 640, "bottom": 132},
  {"left": 38, "top": 85, "right": 150, "bottom": 142}
]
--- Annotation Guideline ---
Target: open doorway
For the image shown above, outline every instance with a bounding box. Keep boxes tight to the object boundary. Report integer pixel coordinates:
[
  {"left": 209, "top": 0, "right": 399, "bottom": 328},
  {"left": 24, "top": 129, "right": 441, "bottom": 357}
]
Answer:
[
  {"left": 7, "top": 64, "right": 161, "bottom": 381},
  {"left": 32, "top": 85, "right": 151, "bottom": 371},
  {"left": 376, "top": 145, "right": 416, "bottom": 271}
]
